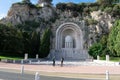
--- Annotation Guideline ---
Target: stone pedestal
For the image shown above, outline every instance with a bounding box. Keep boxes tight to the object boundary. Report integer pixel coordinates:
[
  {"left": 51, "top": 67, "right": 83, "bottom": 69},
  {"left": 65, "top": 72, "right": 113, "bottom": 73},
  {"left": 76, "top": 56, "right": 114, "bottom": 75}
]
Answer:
[
  {"left": 97, "top": 55, "right": 100, "bottom": 60},
  {"left": 106, "top": 55, "right": 109, "bottom": 62},
  {"left": 52, "top": 49, "right": 88, "bottom": 60},
  {"left": 35, "top": 72, "right": 40, "bottom": 80},
  {"left": 24, "top": 53, "right": 28, "bottom": 60},
  {"left": 106, "top": 70, "right": 109, "bottom": 80},
  {"left": 36, "top": 54, "right": 39, "bottom": 59}
]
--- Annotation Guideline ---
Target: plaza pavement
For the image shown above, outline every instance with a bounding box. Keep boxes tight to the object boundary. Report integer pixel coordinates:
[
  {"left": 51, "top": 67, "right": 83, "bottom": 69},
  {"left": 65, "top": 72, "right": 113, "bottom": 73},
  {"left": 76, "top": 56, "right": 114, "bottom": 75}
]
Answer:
[{"left": 0, "top": 61, "right": 120, "bottom": 80}]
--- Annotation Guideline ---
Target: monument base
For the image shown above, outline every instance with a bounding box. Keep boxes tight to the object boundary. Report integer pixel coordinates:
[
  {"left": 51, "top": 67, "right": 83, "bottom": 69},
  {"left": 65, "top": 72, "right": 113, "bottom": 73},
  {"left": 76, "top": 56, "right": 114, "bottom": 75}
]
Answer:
[{"left": 49, "top": 49, "right": 89, "bottom": 61}]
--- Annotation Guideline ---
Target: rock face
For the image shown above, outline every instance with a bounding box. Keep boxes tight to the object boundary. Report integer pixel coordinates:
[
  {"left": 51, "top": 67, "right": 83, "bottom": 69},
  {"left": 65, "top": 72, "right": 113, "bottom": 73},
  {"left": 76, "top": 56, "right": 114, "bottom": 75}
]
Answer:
[
  {"left": 50, "top": 10, "right": 114, "bottom": 50},
  {"left": 0, "top": 3, "right": 56, "bottom": 25},
  {"left": 0, "top": 2, "right": 115, "bottom": 60},
  {"left": 48, "top": 9, "right": 114, "bottom": 60}
]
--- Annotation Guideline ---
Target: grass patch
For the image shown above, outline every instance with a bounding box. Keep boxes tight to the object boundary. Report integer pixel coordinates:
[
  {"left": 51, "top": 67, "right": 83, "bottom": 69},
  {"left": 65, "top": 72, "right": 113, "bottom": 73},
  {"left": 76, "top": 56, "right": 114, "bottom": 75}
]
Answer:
[
  {"left": 100, "top": 57, "right": 120, "bottom": 62},
  {"left": 0, "top": 56, "right": 23, "bottom": 60}
]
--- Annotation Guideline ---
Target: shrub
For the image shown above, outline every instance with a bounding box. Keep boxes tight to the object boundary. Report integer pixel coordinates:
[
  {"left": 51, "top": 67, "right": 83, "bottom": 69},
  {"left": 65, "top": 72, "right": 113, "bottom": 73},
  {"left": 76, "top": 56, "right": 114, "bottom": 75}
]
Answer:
[
  {"left": 88, "top": 43, "right": 103, "bottom": 58},
  {"left": 104, "top": 7, "right": 113, "bottom": 13},
  {"left": 90, "top": 6, "right": 99, "bottom": 11},
  {"left": 85, "top": 19, "right": 98, "bottom": 26},
  {"left": 56, "top": 3, "right": 67, "bottom": 11},
  {"left": 112, "top": 4, "right": 120, "bottom": 17}
]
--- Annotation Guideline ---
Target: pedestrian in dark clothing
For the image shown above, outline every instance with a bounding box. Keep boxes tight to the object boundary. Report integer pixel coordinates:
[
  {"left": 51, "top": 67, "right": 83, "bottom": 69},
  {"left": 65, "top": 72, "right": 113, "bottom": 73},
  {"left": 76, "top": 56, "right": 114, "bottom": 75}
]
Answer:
[
  {"left": 52, "top": 57, "right": 55, "bottom": 66},
  {"left": 61, "top": 57, "right": 64, "bottom": 67}
]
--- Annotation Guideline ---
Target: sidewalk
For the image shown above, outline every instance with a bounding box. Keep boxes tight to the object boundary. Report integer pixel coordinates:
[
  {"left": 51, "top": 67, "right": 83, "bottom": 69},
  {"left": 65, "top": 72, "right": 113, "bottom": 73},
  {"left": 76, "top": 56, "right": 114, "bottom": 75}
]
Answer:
[
  {"left": 0, "top": 62, "right": 120, "bottom": 74},
  {"left": 0, "top": 62, "right": 120, "bottom": 80}
]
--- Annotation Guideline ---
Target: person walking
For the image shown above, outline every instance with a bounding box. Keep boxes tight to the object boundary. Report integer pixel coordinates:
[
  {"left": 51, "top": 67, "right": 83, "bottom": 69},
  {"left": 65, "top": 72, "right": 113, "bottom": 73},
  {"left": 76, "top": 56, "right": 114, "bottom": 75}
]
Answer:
[
  {"left": 61, "top": 57, "right": 64, "bottom": 67},
  {"left": 52, "top": 57, "right": 55, "bottom": 66}
]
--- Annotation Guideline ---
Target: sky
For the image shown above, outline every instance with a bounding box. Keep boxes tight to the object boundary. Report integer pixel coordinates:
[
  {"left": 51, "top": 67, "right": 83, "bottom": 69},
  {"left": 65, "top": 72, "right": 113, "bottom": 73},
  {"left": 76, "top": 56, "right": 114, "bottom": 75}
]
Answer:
[{"left": 0, "top": 0, "right": 96, "bottom": 19}]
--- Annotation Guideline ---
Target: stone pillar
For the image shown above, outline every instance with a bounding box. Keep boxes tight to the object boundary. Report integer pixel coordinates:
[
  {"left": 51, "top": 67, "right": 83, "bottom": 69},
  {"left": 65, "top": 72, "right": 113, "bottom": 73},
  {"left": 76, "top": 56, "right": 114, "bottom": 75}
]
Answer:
[
  {"left": 106, "top": 70, "right": 109, "bottom": 80},
  {"left": 97, "top": 55, "right": 100, "bottom": 60},
  {"left": 65, "top": 42, "right": 67, "bottom": 48},
  {"left": 71, "top": 42, "right": 73, "bottom": 48},
  {"left": 65, "top": 42, "right": 69, "bottom": 48},
  {"left": 24, "top": 53, "right": 28, "bottom": 60},
  {"left": 68, "top": 42, "right": 70, "bottom": 48},
  {"left": 68, "top": 42, "right": 69, "bottom": 48},
  {"left": 35, "top": 72, "right": 40, "bottom": 80},
  {"left": 106, "top": 55, "right": 109, "bottom": 62},
  {"left": 21, "top": 65, "right": 24, "bottom": 75},
  {"left": 36, "top": 54, "right": 39, "bottom": 59}
]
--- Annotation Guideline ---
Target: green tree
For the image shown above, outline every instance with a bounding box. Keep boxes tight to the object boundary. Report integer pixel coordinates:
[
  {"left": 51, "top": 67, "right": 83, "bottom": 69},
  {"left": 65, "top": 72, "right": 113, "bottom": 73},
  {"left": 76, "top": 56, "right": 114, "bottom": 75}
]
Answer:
[
  {"left": 38, "top": 0, "right": 53, "bottom": 4},
  {"left": 104, "top": 7, "right": 113, "bottom": 14},
  {"left": 30, "top": 31, "right": 41, "bottom": 57},
  {"left": 108, "top": 20, "right": 120, "bottom": 56},
  {"left": 56, "top": 3, "right": 67, "bottom": 11},
  {"left": 88, "top": 43, "right": 103, "bottom": 58},
  {"left": 83, "top": 7, "right": 90, "bottom": 16},
  {"left": 66, "top": 2, "right": 76, "bottom": 11},
  {"left": 0, "top": 24, "right": 23, "bottom": 57},
  {"left": 39, "top": 28, "right": 51, "bottom": 58},
  {"left": 97, "top": 0, "right": 119, "bottom": 6},
  {"left": 22, "top": 0, "right": 31, "bottom": 4},
  {"left": 85, "top": 19, "right": 98, "bottom": 26},
  {"left": 99, "top": 35, "right": 110, "bottom": 56},
  {"left": 16, "top": 21, "right": 40, "bottom": 57},
  {"left": 112, "top": 4, "right": 120, "bottom": 18}
]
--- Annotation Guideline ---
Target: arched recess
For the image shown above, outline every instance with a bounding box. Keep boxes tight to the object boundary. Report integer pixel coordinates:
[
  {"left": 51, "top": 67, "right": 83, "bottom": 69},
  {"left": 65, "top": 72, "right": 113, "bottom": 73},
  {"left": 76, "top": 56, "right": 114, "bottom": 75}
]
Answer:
[{"left": 56, "top": 22, "right": 83, "bottom": 50}]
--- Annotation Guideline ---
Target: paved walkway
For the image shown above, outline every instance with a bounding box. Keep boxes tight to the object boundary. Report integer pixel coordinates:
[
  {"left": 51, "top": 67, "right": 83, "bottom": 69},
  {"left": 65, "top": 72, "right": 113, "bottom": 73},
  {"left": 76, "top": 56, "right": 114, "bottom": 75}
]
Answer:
[{"left": 0, "top": 62, "right": 120, "bottom": 75}]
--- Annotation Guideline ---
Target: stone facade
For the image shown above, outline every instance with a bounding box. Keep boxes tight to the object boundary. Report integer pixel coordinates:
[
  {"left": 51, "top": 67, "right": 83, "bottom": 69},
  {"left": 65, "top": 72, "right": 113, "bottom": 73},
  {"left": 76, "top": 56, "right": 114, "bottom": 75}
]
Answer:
[{"left": 49, "top": 22, "right": 89, "bottom": 60}]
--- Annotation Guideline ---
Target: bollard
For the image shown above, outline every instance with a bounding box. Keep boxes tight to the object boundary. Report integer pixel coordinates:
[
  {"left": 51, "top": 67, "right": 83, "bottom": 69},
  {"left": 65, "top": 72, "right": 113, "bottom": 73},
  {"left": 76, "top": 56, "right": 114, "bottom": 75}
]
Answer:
[
  {"left": 21, "top": 65, "right": 24, "bottom": 75},
  {"left": 13, "top": 60, "right": 15, "bottom": 63},
  {"left": 24, "top": 53, "right": 28, "bottom": 60},
  {"left": 38, "top": 60, "right": 40, "bottom": 64},
  {"left": 36, "top": 54, "right": 39, "bottom": 59},
  {"left": 35, "top": 72, "right": 40, "bottom": 80},
  {"left": 106, "top": 70, "right": 109, "bottom": 80},
  {"left": 29, "top": 60, "right": 32, "bottom": 64},
  {"left": 106, "top": 55, "right": 109, "bottom": 62},
  {"left": 97, "top": 55, "right": 100, "bottom": 60},
  {"left": 21, "top": 59, "right": 24, "bottom": 64}
]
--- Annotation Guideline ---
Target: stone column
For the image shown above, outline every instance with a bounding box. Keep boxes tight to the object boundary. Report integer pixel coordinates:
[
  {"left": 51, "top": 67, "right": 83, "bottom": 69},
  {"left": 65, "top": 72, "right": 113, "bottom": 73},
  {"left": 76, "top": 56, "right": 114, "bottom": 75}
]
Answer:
[
  {"left": 68, "top": 42, "right": 70, "bottom": 48},
  {"left": 24, "top": 53, "right": 28, "bottom": 60},
  {"left": 65, "top": 42, "right": 68, "bottom": 48},
  {"left": 65, "top": 42, "right": 67, "bottom": 48},
  {"left": 106, "top": 55, "right": 109, "bottom": 62}
]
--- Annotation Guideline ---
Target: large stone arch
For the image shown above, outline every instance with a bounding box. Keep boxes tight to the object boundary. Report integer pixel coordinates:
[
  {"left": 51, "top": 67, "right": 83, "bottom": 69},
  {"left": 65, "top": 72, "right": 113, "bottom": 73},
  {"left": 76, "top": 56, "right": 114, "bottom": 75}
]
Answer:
[
  {"left": 56, "top": 22, "right": 83, "bottom": 50},
  {"left": 52, "top": 22, "right": 89, "bottom": 60}
]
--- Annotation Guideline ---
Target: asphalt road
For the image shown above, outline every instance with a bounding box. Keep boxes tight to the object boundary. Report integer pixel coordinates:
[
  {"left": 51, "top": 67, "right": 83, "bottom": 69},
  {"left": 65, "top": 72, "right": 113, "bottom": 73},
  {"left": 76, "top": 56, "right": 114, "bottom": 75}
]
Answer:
[{"left": 0, "top": 71, "right": 99, "bottom": 80}]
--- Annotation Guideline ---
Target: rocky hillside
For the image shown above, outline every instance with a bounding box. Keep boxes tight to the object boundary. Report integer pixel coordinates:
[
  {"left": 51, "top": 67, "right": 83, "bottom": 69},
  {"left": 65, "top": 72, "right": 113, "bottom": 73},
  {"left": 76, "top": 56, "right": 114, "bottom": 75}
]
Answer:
[
  {"left": 51, "top": 9, "right": 114, "bottom": 48},
  {"left": 0, "top": 1, "right": 116, "bottom": 46},
  {"left": 0, "top": 3, "right": 57, "bottom": 25}
]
